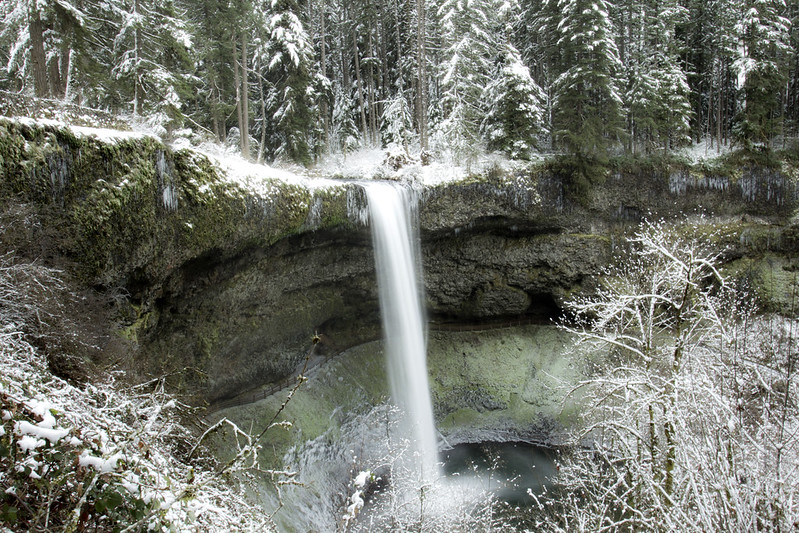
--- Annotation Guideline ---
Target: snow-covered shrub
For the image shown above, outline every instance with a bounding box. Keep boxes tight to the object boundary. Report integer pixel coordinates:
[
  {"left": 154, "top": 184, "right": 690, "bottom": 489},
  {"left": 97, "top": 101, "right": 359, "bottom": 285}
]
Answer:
[
  {"left": 0, "top": 257, "right": 276, "bottom": 532},
  {"left": 531, "top": 221, "right": 799, "bottom": 532}
]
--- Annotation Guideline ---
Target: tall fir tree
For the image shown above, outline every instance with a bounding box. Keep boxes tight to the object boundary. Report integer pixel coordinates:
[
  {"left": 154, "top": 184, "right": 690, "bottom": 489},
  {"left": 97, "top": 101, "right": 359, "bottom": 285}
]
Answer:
[
  {"left": 623, "top": 0, "right": 691, "bottom": 153},
  {"left": 549, "top": 0, "right": 626, "bottom": 156},
  {"left": 682, "top": 0, "right": 740, "bottom": 147},
  {"left": 481, "top": 41, "right": 547, "bottom": 159},
  {"left": 433, "top": 0, "right": 497, "bottom": 162},
  {"left": 111, "top": 0, "right": 195, "bottom": 133},
  {"left": 0, "top": 0, "right": 90, "bottom": 99},
  {"left": 259, "top": 0, "right": 315, "bottom": 165},
  {"left": 734, "top": 0, "right": 792, "bottom": 148},
  {"left": 786, "top": 0, "right": 799, "bottom": 137}
]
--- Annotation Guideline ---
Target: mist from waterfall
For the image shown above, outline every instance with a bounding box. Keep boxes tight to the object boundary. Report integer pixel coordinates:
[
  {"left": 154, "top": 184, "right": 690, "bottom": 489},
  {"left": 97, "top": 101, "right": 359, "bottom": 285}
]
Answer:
[
  {"left": 271, "top": 182, "right": 526, "bottom": 532},
  {"left": 365, "top": 182, "right": 439, "bottom": 481}
]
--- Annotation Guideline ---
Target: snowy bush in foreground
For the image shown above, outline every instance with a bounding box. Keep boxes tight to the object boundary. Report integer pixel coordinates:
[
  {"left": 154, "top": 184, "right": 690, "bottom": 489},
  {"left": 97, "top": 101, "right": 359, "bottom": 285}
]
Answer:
[
  {"left": 531, "top": 221, "right": 799, "bottom": 532},
  {"left": 0, "top": 257, "right": 276, "bottom": 532}
]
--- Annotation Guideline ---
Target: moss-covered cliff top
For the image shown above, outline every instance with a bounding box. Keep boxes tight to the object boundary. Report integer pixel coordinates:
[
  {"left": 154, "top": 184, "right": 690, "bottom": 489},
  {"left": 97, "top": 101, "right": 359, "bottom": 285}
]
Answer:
[
  {"left": 0, "top": 117, "right": 368, "bottom": 290},
  {"left": 2, "top": 117, "right": 798, "bottom": 292}
]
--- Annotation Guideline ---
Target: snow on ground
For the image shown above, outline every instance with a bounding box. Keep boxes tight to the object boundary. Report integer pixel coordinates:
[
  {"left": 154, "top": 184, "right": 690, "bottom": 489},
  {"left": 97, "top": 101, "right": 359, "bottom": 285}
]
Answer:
[
  {"left": 194, "top": 143, "right": 343, "bottom": 197},
  {"left": 677, "top": 137, "right": 734, "bottom": 164},
  {"left": 312, "top": 146, "right": 533, "bottom": 187},
  {"left": 8, "top": 114, "right": 531, "bottom": 195},
  {"left": 11, "top": 116, "right": 155, "bottom": 143},
  {"left": 315, "top": 147, "right": 388, "bottom": 180}
]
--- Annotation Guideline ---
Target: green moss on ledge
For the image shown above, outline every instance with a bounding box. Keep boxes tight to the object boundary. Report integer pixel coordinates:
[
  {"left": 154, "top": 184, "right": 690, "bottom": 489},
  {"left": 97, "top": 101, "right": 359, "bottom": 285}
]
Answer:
[{"left": 0, "top": 119, "right": 357, "bottom": 291}]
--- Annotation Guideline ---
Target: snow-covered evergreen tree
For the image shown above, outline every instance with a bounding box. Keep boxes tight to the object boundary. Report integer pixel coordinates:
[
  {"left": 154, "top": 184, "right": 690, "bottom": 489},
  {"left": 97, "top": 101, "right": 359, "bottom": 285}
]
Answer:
[
  {"left": 734, "top": 0, "right": 792, "bottom": 148},
  {"left": 0, "top": 0, "right": 89, "bottom": 99},
  {"left": 624, "top": 0, "right": 692, "bottom": 153},
  {"left": 381, "top": 91, "right": 415, "bottom": 151},
  {"left": 681, "top": 0, "right": 740, "bottom": 147},
  {"left": 433, "top": 0, "right": 497, "bottom": 161},
  {"left": 481, "top": 42, "right": 547, "bottom": 159},
  {"left": 258, "top": 0, "right": 315, "bottom": 165},
  {"left": 111, "top": 0, "right": 194, "bottom": 133},
  {"left": 331, "top": 83, "right": 361, "bottom": 151},
  {"left": 549, "top": 0, "right": 626, "bottom": 156}
]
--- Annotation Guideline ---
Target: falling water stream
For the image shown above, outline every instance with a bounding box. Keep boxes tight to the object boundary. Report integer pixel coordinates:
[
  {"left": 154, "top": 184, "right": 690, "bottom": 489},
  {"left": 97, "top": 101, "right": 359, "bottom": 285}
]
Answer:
[
  {"left": 270, "top": 181, "right": 556, "bottom": 531},
  {"left": 365, "top": 182, "right": 439, "bottom": 480}
]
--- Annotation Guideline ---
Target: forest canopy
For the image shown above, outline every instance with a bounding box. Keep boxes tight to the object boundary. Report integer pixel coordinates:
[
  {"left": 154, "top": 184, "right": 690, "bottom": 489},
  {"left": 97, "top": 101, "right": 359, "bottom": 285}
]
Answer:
[{"left": 1, "top": 0, "right": 796, "bottom": 164}]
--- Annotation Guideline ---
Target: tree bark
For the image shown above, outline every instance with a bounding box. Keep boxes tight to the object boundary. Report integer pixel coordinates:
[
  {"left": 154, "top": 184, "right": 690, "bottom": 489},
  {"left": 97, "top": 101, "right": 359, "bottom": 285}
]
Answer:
[
  {"left": 29, "top": 9, "right": 49, "bottom": 98},
  {"left": 61, "top": 46, "right": 73, "bottom": 100},
  {"left": 233, "top": 35, "right": 244, "bottom": 152},
  {"left": 320, "top": 5, "right": 329, "bottom": 147},
  {"left": 353, "top": 35, "right": 369, "bottom": 143},
  {"left": 48, "top": 57, "right": 64, "bottom": 98},
  {"left": 340, "top": 7, "right": 350, "bottom": 92},
  {"left": 258, "top": 68, "right": 268, "bottom": 163},
  {"left": 367, "top": 31, "right": 378, "bottom": 145},
  {"left": 241, "top": 31, "right": 250, "bottom": 160},
  {"left": 134, "top": 0, "right": 144, "bottom": 114},
  {"left": 416, "top": 0, "right": 427, "bottom": 150}
]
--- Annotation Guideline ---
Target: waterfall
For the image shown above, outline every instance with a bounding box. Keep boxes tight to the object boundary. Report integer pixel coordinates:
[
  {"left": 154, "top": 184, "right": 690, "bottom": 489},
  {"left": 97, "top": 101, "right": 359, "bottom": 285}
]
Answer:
[{"left": 365, "top": 182, "right": 439, "bottom": 481}]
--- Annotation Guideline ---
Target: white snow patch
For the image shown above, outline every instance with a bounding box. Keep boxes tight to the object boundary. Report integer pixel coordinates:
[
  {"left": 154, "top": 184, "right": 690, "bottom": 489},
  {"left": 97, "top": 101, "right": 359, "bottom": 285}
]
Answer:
[
  {"left": 195, "top": 149, "right": 341, "bottom": 199},
  {"left": 417, "top": 162, "right": 468, "bottom": 186},
  {"left": 353, "top": 470, "right": 371, "bottom": 489},
  {"left": 17, "top": 435, "right": 45, "bottom": 453},
  {"left": 79, "top": 450, "right": 124, "bottom": 473},
  {"left": 14, "top": 420, "right": 70, "bottom": 444},
  {"left": 678, "top": 137, "right": 733, "bottom": 163},
  {"left": 26, "top": 399, "right": 56, "bottom": 428},
  {"left": 11, "top": 117, "right": 153, "bottom": 143},
  {"left": 317, "top": 148, "right": 388, "bottom": 180}
]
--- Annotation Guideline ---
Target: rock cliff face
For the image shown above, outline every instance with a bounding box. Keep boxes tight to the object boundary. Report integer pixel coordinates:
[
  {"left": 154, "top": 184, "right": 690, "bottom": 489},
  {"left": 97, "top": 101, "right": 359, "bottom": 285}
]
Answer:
[{"left": 1, "top": 118, "right": 797, "bottom": 405}]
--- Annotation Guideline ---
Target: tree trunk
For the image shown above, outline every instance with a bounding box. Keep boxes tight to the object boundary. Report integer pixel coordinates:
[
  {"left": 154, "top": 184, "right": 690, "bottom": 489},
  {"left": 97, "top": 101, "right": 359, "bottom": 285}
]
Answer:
[
  {"left": 259, "top": 69, "right": 268, "bottom": 163},
  {"left": 353, "top": 36, "right": 369, "bottom": 143},
  {"left": 340, "top": 7, "right": 350, "bottom": 92},
  {"left": 29, "top": 9, "right": 49, "bottom": 98},
  {"left": 367, "top": 31, "right": 378, "bottom": 145},
  {"left": 241, "top": 31, "right": 250, "bottom": 160},
  {"left": 717, "top": 74, "right": 722, "bottom": 151},
  {"left": 48, "top": 58, "right": 64, "bottom": 99},
  {"left": 416, "top": 0, "right": 427, "bottom": 150},
  {"left": 233, "top": 35, "right": 244, "bottom": 152},
  {"left": 134, "top": 0, "right": 144, "bottom": 114},
  {"left": 61, "top": 47, "right": 73, "bottom": 100},
  {"left": 394, "top": 0, "right": 404, "bottom": 95},
  {"left": 378, "top": 5, "right": 388, "bottom": 122},
  {"left": 320, "top": 6, "right": 329, "bottom": 148}
]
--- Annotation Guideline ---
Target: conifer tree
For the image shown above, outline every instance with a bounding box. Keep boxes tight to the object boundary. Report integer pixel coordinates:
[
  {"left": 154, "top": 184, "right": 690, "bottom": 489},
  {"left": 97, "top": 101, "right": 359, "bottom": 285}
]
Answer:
[
  {"left": 259, "top": 0, "right": 315, "bottom": 165},
  {"left": 382, "top": 92, "right": 415, "bottom": 151},
  {"left": 434, "top": 0, "right": 497, "bottom": 161},
  {"left": 331, "top": 84, "right": 361, "bottom": 151},
  {"left": 683, "top": 0, "right": 742, "bottom": 147},
  {"left": 481, "top": 42, "right": 547, "bottom": 159},
  {"left": 111, "top": 0, "right": 194, "bottom": 132},
  {"left": 623, "top": 0, "right": 691, "bottom": 153},
  {"left": 786, "top": 1, "right": 799, "bottom": 138},
  {"left": 734, "top": 0, "right": 792, "bottom": 149},
  {"left": 189, "top": 0, "right": 243, "bottom": 142},
  {"left": 549, "top": 0, "right": 626, "bottom": 156},
  {"left": 1, "top": 0, "right": 89, "bottom": 99}
]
